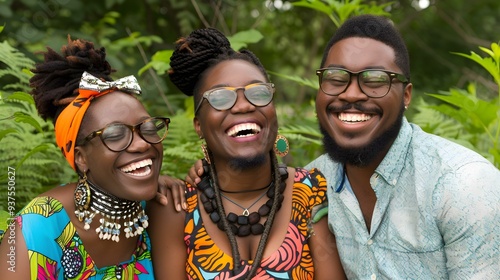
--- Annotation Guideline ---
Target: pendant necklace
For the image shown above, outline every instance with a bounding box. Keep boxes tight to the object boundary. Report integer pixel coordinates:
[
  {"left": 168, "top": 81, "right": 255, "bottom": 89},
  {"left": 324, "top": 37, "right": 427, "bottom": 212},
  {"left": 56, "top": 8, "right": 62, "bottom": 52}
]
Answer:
[{"left": 220, "top": 187, "right": 269, "bottom": 216}]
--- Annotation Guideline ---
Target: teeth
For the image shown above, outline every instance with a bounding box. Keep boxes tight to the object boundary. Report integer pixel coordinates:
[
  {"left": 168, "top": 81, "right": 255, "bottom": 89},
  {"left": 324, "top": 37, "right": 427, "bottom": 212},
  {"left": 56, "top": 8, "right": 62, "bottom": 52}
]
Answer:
[
  {"left": 338, "top": 113, "right": 372, "bottom": 123},
  {"left": 120, "top": 159, "right": 153, "bottom": 174},
  {"left": 227, "top": 123, "right": 261, "bottom": 137}
]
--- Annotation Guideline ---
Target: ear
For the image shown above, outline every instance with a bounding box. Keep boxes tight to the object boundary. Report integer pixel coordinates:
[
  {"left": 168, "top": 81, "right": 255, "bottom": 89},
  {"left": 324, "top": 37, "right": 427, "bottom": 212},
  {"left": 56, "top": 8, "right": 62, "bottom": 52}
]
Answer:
[
  {"left": 403, "top": 83, "right": 412, "bottom": 109},
  {"left": 193, "top": 117, "right": 203, "bottom": 139},
  {"left": 74, "top": 146, "right": 89, "bottom": 173}
]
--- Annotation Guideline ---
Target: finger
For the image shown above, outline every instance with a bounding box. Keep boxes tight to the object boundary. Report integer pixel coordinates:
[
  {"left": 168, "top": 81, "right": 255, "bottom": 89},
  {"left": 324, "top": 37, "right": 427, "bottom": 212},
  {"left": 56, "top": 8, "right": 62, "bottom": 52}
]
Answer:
[
  {"left": 157, "top": 175, "right": 170, "bottom": 196},
  {"left": 178, "top": 181, "right": 188, "bottom": 210},
  {"left": 155, "top": 192, "right": 168, "bottom": 206},
  {"left": 170, "top": 184, "right": 181, "bottom": 212}
]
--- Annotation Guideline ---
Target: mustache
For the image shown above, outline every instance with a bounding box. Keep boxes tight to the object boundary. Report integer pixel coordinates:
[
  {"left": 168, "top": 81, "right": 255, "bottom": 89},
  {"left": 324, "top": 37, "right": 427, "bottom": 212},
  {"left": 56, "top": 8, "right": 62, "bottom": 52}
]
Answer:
[{"left": 327, "top": 102, "right": 381, "bottom": 114}]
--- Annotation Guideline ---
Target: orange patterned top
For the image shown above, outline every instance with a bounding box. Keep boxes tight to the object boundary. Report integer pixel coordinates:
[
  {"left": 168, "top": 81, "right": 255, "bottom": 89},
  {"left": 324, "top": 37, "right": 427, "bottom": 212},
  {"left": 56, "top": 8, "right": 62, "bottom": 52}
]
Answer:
[{"left": 184, "top": 168, "right": 327, "bottom": 279}]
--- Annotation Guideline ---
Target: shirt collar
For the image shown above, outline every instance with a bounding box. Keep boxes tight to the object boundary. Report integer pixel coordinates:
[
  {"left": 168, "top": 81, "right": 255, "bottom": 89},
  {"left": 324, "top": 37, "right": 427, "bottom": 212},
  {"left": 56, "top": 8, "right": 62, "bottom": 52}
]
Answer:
[{"left": 374, "top": 117, "right": 412, "bottom": 187}]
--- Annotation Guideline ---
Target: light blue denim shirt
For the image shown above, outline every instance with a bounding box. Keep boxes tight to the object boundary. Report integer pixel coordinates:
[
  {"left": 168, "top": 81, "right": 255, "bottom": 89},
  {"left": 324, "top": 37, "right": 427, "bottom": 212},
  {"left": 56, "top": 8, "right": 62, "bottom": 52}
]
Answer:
[{"left": 306, "top": 118, "right": 500, "bottom": 279}]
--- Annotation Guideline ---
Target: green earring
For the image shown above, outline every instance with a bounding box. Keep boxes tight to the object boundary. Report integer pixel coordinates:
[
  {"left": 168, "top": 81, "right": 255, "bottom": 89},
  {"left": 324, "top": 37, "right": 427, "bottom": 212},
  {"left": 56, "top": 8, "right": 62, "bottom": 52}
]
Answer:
[{"left": 274, "top": 135, "right": 289, "bottom": 157}]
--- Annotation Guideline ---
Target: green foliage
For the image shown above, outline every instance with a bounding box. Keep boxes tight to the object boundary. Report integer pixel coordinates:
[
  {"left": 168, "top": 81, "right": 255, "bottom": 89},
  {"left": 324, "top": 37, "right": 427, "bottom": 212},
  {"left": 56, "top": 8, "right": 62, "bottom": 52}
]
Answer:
[
  {"left": 161, "top": 105, "right": 203, "bottom": 179},
  {"left": 414, "top": 42, "right": 500, "bottom": 167},
  {"left": 292, "top": 0, "right": 391, "bottom": 27},
  {"left": 0, "top": 41, "right": 33, "bottom": 92},
  {"left": 0, "top": 39, "right": 73, "bottom": 212}
]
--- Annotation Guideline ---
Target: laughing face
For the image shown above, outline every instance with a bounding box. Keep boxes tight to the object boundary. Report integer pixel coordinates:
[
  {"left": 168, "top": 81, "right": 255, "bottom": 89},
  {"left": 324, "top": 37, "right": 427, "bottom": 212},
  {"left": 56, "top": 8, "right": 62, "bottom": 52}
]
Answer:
[
  {"left": 194, "top": 59, "right": 277, "bottom": 169},
  {"left": 316, "top": 37, "right": 412, "bottom": 167},
  {"left": 74, "top": 91, "right": 163, "bottom": 201}
]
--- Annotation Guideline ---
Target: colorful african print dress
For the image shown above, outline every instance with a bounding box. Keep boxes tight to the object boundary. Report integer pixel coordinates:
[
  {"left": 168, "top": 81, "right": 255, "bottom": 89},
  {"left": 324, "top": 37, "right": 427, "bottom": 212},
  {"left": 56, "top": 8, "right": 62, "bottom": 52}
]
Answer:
[
  {"left": 15, "top": 196, "right": 153, "bottom": 279},
  {"left": 184, "top": 167, "right": 327, "bottom": 279}
]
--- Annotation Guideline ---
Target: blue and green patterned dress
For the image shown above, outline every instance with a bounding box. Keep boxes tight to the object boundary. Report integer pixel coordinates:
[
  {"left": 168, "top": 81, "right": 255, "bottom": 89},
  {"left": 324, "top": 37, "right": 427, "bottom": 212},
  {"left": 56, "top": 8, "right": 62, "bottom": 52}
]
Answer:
[{"left": 14, "top": 196, "right": 153, "bottom": 279}]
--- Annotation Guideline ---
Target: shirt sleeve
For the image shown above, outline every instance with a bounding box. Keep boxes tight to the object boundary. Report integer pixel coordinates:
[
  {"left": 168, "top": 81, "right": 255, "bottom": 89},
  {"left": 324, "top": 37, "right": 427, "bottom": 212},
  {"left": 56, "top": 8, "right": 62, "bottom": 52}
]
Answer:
[{"left": 435, "top": 161, "right": 500, "bottom": 279}]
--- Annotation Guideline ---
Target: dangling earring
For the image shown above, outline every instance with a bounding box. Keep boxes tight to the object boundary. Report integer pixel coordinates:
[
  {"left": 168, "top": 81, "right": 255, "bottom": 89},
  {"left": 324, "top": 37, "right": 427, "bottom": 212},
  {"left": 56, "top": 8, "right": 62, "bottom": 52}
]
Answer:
[
  {"left": 74, "top": 170, "right": 93, "bottom": 230},
  {"left": 273, "top": 134, "right": 289, "bottom": 157},
  {"left": 201, "top": 143, "right": 211, "bottom": 164}
]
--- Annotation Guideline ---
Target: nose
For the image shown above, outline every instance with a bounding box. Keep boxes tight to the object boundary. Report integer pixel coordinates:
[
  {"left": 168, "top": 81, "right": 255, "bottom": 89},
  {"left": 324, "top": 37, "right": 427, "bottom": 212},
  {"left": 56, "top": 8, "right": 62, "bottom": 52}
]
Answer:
[
  {"left": 126, "top": 129, "right": 151, "bottom": 152},
  {"left": 230, "top": 89, "right": 255, "bottom": 113},
  {"left": 338, "top": 75, "right": 368, "bottom": 102}
]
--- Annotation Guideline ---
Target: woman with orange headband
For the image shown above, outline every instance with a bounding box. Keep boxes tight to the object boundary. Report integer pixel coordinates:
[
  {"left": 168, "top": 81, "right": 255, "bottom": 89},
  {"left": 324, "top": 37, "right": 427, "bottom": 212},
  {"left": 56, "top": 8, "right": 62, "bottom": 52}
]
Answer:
[{"left": 0, "top": 37, "right": 168, "bottom": 279}]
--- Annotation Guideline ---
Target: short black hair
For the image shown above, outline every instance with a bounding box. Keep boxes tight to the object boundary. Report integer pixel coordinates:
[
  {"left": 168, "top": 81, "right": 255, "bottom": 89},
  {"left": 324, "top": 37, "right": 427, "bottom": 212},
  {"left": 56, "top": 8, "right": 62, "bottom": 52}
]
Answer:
[
  {"left": 320, "top": 14, "right": 410, "bottom": 80},
  {"left": 168, "top": 28, "right": 268, "bottom": 104}
]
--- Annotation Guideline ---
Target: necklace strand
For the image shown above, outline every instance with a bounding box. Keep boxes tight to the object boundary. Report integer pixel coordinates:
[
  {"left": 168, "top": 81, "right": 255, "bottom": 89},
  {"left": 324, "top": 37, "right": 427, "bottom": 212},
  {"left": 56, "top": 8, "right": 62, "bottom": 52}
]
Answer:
[
  {"left": 74, "top": 176, "right": 149, "bottom": 242},
  {"left": 219, "top": 183, "right": 271, "bottom": 194},
  {"left": 220, "top": 186, "right": 269, "bottom": 216}
]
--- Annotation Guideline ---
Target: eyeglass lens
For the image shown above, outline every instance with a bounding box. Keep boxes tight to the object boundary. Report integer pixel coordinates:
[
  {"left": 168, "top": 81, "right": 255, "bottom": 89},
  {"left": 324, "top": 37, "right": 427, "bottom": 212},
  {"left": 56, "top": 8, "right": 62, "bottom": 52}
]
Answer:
[
  {"left": 319, "top": 69, "right": 394, "bottom": 97},
  {"left": 201, "top": 83, "right": 274, "bottom": 111},
  {"left": 101, "top": 118, "right": 168, "bottom": 151}
]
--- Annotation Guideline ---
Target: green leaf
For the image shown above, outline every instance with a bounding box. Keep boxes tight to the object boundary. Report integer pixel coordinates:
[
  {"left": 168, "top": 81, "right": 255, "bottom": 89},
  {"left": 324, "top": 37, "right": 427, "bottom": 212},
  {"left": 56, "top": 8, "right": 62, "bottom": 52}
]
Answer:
[
  {"left": 15, "top": 143, "right": 53, "bottom": 170},
  {"left": 139, "top": 50, "right": 173, "bottom": 76},
  {"left": 227, "top": 29, "right": 263, "bottom": 51},
  {"left": 268, "top": 71, "right": 318, "bottom": 89},
  {"left": 13, "top": 112, "right": 44, "bottom": 133},
  {"left": 0, "top": 128, "right": 18, "bottom": 142},
  {"left": 453, "top": 51, "right": 500, "bottom": 85},
  {"left": 5, "top": 91, "right": 35, "bottom": 104}
]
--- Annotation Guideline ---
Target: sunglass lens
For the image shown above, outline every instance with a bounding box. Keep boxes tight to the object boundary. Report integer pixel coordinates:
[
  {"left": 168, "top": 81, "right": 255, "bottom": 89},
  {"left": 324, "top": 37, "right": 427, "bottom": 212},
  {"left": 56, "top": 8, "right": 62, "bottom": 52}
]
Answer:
[
  {"left": 245, "top": 85, "right": 273, "bottom": 106},
  {"left": 207, "top": 89, "right": 237, "bottom": 110}
]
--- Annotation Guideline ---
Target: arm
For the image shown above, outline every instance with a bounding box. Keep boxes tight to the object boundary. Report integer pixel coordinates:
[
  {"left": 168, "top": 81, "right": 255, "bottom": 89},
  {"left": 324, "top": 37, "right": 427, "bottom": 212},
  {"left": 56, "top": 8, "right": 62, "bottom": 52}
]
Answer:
[
  {"left": 0, "top": 219, "right": 30, "bottom": 279},
  {"left": 309, "top": 218, "right": 346, "bottom": 280},
  {"left": 147, "top": 188, "right": 188, "bottom": 279},
  {"left": 439, "top": 162, "right": 500, "bottom": 279}
]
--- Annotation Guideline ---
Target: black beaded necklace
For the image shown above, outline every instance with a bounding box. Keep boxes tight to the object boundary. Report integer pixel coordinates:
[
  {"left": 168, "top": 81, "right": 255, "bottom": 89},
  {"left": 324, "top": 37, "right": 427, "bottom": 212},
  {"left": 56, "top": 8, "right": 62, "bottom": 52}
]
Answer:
[{"left": 198, "top": 163, "right": 287, "bottom": 237}]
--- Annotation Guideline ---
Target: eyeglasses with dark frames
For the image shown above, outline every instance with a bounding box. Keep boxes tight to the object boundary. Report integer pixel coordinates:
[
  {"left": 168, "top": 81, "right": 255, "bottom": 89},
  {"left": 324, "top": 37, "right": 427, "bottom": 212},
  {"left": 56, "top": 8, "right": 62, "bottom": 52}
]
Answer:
[
  {"left": 316, "top": 67, "right": 409, "bottom": 98},
  {"left": 195, "top": 83, "right": 275, "bottom": 114},
  {"left": 79, "top": 117, "right": 170, "bottom": 152}
]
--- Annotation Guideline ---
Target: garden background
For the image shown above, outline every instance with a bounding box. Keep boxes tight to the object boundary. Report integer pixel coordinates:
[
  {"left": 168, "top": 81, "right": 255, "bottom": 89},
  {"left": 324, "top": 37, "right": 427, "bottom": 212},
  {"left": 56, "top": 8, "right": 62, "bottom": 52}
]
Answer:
[{"left": 1, "top": 0, "right": 499, "bottom": 215}]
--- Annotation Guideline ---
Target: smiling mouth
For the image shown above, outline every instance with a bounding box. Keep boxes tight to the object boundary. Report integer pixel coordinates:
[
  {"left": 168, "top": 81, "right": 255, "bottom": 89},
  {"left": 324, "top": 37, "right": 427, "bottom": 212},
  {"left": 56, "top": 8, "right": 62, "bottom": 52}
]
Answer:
[
  {"left": 338, "top": 112, "right": 372, "bottom": 123},
  {"left": 120, "top": 158, "right": 153, "bottom": 177},
  {"left": 227, "top": 123, "right": 262, "bottom": 138}
]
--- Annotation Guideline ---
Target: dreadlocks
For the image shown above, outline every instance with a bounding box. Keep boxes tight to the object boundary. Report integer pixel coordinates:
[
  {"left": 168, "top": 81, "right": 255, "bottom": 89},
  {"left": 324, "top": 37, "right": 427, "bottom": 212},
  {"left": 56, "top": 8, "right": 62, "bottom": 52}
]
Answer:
[{"left": 29, "top": 35, "right": 114, "bottom": 122}]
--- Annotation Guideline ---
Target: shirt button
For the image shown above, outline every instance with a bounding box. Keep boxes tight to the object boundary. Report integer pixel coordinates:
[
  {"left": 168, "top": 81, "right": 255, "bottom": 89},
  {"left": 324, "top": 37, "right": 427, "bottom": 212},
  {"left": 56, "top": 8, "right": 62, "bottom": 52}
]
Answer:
[
  {"left": 371, "top": 274, "right": 377, "bottom": 280},
  {"left": 367, "top": 239, "right": 374, "bottom": 245}
]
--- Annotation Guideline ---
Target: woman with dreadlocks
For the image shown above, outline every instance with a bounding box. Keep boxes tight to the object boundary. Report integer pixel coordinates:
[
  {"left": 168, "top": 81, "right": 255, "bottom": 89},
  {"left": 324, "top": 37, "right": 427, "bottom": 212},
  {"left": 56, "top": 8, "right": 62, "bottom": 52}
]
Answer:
[
  {"left": 0, "top": 36, "right": 170, "bottom": 279},
  {"left": 147, "top": 28, "right": 345, "bottom": 279}
]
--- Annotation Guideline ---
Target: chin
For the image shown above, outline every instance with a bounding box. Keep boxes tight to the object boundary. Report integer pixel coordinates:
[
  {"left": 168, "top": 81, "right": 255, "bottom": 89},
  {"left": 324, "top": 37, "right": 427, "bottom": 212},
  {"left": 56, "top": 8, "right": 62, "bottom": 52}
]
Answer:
[
  {"left": 228, "top": 153, "right": 267, "bottom": 170},
  {"left": 320, "top": 113, "right": 404, "bottom": 167}
]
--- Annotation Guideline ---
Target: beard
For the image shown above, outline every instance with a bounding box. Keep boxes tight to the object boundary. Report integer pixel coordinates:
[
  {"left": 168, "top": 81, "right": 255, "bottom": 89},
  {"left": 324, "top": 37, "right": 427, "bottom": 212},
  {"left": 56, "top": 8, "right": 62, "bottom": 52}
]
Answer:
[
  {"left": 227, "top": 153, "right": 267, "bottom": 170},
  {"left": 320, "top": 104, "right": 405, "bottom": 167}
]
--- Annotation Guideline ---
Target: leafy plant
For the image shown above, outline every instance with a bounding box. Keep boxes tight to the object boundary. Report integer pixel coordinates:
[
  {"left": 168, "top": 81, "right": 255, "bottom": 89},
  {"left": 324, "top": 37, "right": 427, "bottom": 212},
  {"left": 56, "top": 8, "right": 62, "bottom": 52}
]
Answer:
[
  {"left": 414, "top": 42, "right": 500, "bottom": 167},
  {"left": 0, "top": 38, "right": 73, "bottom": 212},
  {"left": 292, "top": 0, "right": 391, "bottom": 27}
]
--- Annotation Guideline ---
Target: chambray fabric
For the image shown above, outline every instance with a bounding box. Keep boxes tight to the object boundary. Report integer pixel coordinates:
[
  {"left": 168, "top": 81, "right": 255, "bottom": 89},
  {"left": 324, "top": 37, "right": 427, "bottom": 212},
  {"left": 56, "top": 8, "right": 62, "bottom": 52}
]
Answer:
[{"left": 306, "top": 118, "right": 500, "bottom": 280}]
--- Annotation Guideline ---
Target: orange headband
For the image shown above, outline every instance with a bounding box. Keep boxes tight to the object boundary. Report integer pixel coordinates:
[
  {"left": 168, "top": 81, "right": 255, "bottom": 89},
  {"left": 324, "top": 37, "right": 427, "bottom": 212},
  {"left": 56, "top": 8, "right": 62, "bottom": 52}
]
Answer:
[{"left": 55, "top": 71, "right": 142, "bottom": 170}]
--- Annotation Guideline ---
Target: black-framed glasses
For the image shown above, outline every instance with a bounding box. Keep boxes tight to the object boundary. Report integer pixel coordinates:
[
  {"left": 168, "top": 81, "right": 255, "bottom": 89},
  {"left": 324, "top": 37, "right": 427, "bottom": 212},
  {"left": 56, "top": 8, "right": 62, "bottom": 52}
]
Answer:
[
  {"left": 316, "top": 68, "right": 409, "bottom": 98},
  {"left": 194, "top": 83, "right": 275, "bottom": 113},
  {"left": 79, "top": 117, "right": 170, "bottom": 152}
]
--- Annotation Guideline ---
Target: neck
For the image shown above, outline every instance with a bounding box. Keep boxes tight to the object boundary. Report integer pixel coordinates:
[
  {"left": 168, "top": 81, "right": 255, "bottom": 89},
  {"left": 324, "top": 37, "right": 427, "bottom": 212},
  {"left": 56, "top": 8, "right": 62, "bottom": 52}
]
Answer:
[{"left": 211, "top": 157, "right": 273, "bottom": 193}]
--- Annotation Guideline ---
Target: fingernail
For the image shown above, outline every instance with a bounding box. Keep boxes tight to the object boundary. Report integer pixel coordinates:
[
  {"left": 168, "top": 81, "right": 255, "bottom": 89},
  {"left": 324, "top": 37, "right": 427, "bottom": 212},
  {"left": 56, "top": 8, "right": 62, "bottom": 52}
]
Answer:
[
  {"left": 176, "top": 204, "right": 181, "bottom": 211},
  {"left": 183, "top": 202, "right": 187, "bottom": 210}
]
